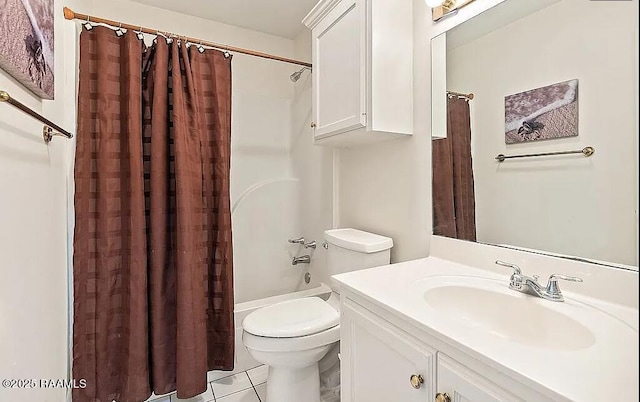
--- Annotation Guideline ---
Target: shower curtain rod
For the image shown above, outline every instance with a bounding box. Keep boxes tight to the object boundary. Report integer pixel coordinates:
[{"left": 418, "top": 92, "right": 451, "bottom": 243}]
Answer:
[
  {"left": 447, "top": 90, "right": 474, "bottom": 100},
  {"left": 63, "top": 7, "right": 312, "bottom": 68}
]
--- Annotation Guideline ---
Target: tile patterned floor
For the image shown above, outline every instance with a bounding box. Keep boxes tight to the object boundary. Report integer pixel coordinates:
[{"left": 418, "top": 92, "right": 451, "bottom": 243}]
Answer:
[{"left": 149, "top": 365, "right": 268, "bottom": 402}]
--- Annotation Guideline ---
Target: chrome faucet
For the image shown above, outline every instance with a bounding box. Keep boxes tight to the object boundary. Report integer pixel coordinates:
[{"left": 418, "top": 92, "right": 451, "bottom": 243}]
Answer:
[
  {"left": 292, "top": 255, "right": 311, "bottom": 265},
  {"left": 289, "top": 237, "right": 305, "bottom": 245},
  {"left": 495, "top": 260, "right": 583, "bottom": 302},
  {"left": 289, "top": 237, "right": 317, "bottom": 249}
]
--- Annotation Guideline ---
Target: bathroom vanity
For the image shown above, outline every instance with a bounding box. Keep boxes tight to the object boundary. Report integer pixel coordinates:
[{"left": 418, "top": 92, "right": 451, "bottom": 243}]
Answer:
[{"left": 334, "top": 254, "right": 639, "bottom": 401}]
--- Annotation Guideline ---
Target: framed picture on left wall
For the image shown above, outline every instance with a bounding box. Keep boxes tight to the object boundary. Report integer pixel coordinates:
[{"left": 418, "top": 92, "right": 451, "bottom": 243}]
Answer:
[{"left": 0, "top": 0, "right": 55, "bottom": 99}]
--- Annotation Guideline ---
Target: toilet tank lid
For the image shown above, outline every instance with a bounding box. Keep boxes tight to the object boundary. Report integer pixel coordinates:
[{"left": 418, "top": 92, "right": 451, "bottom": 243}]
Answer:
[{"left": 324, "top": 228, "right": 393, "bottom": 253}]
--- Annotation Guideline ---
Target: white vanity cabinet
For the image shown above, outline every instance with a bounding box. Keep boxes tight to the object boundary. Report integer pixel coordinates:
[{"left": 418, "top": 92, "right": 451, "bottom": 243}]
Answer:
[
  {"left": 340, "top": 296, "right": 536, "bottom": 402},
  {"left": 341, "top": 299, "right": 436, "bottom": 402},
  {"left": 437, "top": 354, "right": 522, "bottom": 402},
  {"left": 302, "top": 0, "right": 413, "bottom": 146}
]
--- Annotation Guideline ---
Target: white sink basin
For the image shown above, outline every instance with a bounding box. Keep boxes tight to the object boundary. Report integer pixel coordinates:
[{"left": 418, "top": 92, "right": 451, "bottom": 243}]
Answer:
[{"left": 420, "top": 276, "right": 597, "bottom": 350}]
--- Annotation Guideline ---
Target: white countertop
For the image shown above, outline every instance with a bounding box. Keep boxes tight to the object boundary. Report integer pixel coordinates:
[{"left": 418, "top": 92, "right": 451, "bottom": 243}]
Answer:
[{"left": 333, "top": 257, "right": 639, "bottom": 401}]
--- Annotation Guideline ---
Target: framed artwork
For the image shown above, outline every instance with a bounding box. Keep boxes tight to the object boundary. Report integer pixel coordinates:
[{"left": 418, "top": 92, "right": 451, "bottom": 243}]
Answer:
[
  {"left": 0, "top": 0, "right": 55, "bottom": 99},
  {"left": 505, "top": 79, "right": 578, "bottom": 144}
]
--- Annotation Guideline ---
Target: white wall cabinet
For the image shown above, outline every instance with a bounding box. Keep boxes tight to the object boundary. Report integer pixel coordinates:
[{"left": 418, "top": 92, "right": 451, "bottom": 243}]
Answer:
[
  {"left": 303, "top": 0, "right": 413, "bottom": 146},
  {"left": 340, "top": 296, "right": 534, "bottom": 402}
]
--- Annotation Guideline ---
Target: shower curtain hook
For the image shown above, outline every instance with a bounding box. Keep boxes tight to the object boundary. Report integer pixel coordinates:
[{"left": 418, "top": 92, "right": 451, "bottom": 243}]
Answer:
[
  {"left": 156, "top": 30, "right": 171, "bottom": 44},
  {"left": 223, "top": 45, "right": 230, "bottom": 58},
  {"left": 83, "top": 15, "right": 93, "bottom": 31},
  {"left": 135, "top": 25, "right": 144, "bottom": 40},
  {"left": 197, "top": 40, "right": 205, "bottom": 54},
  {"left": 115, "top": 22, "right": 124, "bottom": 37}
]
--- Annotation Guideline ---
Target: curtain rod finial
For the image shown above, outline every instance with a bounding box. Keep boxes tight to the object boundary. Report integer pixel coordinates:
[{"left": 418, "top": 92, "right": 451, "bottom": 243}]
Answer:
[{"left": 63, "top": 7, "right": 75, "bottom": 20}]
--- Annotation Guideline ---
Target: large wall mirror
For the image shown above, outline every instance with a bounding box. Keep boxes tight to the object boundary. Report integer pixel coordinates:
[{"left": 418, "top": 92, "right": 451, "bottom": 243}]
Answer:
[{"left": 431, "top": 0, "right": 638, "bottom": 269}]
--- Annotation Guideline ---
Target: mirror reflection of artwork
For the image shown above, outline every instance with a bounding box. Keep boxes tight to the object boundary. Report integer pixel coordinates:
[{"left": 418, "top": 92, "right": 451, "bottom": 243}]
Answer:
[
  {"left": 504, "top": 79, "right": 578, "bottom": 144},
  {"left": 0, "top": 0, "right": 55, "bottom": 99},
  {"left": 433, "top": 0, "right": 637, "bottom": 268}
]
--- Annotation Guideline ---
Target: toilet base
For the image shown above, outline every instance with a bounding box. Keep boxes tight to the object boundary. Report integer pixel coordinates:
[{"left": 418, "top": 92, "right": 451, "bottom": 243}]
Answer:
[{"left": 266, "top": 364, "right": 320, "bottom": 402}]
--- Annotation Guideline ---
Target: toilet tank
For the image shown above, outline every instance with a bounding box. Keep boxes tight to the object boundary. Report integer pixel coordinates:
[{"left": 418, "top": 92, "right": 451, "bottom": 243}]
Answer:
[{"left": 324, "top": 228, "right": 393, "bottom": 277}]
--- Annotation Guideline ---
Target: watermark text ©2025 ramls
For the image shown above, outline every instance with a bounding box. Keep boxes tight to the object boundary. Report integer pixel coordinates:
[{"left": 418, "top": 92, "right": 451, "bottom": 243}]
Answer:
[{"left": 2, "top": 378, "right": 87, "bottom": 389}]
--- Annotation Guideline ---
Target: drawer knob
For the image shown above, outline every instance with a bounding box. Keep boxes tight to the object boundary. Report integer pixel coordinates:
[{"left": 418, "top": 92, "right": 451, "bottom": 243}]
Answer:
[
  {"left": 436, "top": 392, "right": 451, "bottom": 402},
  {"left": 409, "top": 374, "right": 424, "bottom": 389}
]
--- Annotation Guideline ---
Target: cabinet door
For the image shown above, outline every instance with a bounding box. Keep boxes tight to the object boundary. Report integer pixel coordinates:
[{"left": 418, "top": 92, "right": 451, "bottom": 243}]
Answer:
[
  {"left": 437, "top": 354, "right": 523, "bottom": 402},
  {"left": 341, "top": 299, "right": 435, "bottom": 402},
  {"left": 311, "top": 0, "right": 366, "bottom": 140}
]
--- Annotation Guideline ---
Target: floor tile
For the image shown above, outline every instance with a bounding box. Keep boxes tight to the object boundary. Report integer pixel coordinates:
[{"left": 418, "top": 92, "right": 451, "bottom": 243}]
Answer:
[
  {"left": 216, "top": 388, "right": 260, "bottom": 402},
  {"left": 254, "top": 383, "right": 266, "bottom": 402},
  {"left": 211, "top": 372, "right": 253, "bottom": 398},
  {"left": 149, "top": 396, "right": 172, "bottom": 402},
  {"left": 170, "top": 383, "right": 214, "bottom": 402},
  {"left": 246, "top": 365, "right": 268, "bottom": 386}
]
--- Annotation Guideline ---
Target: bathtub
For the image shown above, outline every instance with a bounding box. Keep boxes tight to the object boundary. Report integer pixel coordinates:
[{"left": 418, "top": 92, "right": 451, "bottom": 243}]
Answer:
[{"left": 207, "top": 282, "right": 332, "bottom": 382}]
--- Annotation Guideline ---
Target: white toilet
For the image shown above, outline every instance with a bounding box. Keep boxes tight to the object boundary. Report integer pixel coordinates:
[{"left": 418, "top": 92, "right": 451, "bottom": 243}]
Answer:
[{"left": 242, "top": 228, "right": 393, "bottom": 402}]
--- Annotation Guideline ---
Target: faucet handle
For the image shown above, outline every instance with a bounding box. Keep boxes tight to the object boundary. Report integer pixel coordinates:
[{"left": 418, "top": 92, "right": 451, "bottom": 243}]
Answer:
[
  {"left": 545, "top": 274, "right": 583, "bottom": 301},
  {"left": 548, "top": 274, "right": 583, "bottom": 283},
  {"left": 288, "top": 237, "right": 305, "bottom": 245},
  {"left": 495, "top": 260, "right": 524, "bottom": 290},
  {"left": 495, "top": 260, "right": 522, "bottom": 275}
]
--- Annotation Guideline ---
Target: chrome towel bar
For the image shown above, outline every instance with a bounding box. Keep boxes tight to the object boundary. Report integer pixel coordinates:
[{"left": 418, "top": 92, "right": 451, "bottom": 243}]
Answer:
[
  {"left": 495, "top": 146, "right": 595, "bottom": 163},
  {"left": 0, "top": 90, "right": 73, "bottom": 143}
]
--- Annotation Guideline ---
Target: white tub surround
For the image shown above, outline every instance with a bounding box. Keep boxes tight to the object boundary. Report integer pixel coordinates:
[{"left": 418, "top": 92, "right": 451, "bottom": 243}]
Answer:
[{"left": 333, "top": 257, "right": 638, "bottom": 401}]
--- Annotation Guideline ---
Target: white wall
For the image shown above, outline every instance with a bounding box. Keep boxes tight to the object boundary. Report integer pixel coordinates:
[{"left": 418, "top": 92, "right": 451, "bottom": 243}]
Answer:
[
  {"left": 447, "top": 0, "right": 638, "bottom": 266},
  {"left": 290, "top": 29, "right": 334, "bottom": 287},
  {"left": 0, "top": 0, "right": 81, "bottom": 401},
  {"left": 336, "top": 0, "right": 438, "bottom": 263},
  {"left": 337, "top": 0, "right": 520, "bottom": 264},
  {"left": 336, "top": 0, "right": 505, "bottom": 263}
]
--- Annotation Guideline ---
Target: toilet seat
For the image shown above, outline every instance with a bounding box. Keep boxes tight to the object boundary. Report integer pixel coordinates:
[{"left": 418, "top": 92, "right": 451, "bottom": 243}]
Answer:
[
  {"left": 243, "top": 297, "right": 339, "bottom": 338},
  {"left": 242, "top": 297, "right": 340, "bottom": 353},
  {"left": 243, "top": 325, "right": 340, "bottom": 352}
]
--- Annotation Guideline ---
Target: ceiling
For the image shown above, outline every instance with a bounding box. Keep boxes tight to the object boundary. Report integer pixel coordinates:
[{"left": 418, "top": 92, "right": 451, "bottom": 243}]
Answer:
[{"left": 129, "top": 0, "right": 318, "bottom": 39}]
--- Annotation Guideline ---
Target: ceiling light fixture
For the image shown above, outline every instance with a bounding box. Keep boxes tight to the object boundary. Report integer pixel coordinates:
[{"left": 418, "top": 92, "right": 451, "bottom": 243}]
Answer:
[{"left": 425, "top": 0, "right": 476, "bottom": 22}]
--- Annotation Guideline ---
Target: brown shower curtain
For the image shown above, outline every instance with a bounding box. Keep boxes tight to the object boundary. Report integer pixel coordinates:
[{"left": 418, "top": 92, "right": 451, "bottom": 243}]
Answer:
[
  {"left": 432, "top": 96, "right": 476, "bottom": 241},
  {"left": 73, "top": 26, "right": 234, "bottom": 402}
]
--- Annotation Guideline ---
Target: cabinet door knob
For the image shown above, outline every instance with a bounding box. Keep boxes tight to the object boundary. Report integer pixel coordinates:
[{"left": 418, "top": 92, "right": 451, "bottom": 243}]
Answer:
[
  {"left": 435, "top": 392, "right": 451, "bottom": 402},
  {"left": 409, "top": 374, "right": 424, "bottom": 389},
  {"left": 310, "top": 122, "right": 316, "bottom": 128}
]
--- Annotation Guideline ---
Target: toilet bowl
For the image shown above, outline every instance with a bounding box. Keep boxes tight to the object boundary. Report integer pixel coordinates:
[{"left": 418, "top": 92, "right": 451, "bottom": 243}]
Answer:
[
  {"left": 242, "top": 229, "right": 393, "bottom": 402},
  {"left": 242, "top": 295, "right": 340, "bottom": 402}
]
